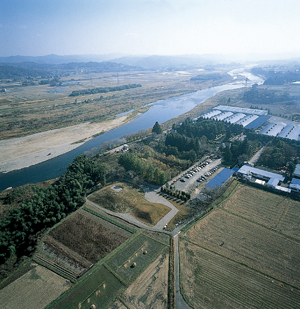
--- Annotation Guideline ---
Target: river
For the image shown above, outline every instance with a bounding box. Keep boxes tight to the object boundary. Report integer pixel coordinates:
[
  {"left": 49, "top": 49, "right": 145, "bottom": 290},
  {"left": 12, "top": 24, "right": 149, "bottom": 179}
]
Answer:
[{"left": 0, "top": 69, "right": 263, "bottom": 191}]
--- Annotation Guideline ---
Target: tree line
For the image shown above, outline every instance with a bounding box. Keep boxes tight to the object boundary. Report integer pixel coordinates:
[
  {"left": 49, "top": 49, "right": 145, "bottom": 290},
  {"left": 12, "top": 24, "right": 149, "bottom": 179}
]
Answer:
[{"left": 69, "top": 84, "right": 142, "bottom": 97}]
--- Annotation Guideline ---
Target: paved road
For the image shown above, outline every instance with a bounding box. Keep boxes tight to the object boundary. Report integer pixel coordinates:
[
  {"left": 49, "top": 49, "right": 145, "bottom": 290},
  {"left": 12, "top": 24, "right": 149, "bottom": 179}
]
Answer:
[
  {"left": 144, "top": 188, "right": 179, "bottom": 229},
  {"left": 86, "top": 186, "right": 178, "bottom": 232},
  {"left": 174, "top": 234, "right": 192, "bottom": 309}
]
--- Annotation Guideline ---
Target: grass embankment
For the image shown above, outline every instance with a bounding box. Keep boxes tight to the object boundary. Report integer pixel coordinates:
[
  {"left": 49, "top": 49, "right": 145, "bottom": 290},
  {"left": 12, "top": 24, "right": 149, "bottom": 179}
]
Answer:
[{"left": 88, "top": 182, "right": 170, "bottom": 226}]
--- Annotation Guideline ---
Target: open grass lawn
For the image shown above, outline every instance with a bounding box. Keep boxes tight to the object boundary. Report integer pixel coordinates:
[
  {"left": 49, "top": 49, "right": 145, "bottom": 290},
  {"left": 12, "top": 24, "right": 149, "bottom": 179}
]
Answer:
[
  {"left": 180, "top": 239, "right": 300, "bottom": 309},
  {"left": 88, "top": 182, "right": 170, "bottom": 226},
  {"left": 106, "top": 233, "right": 167, "bottom": 284},
  {"left": 184, "top": 208, "right": 300, "bottom": 288},
  {"left": 221, "top": 184, "right": 300, "bottom": 240},
  {"left": 49, "top": 264, "right": 125, "bottom": 309},
  {"left": 0, "top": 265, "right": 71, "bottom": 309}
]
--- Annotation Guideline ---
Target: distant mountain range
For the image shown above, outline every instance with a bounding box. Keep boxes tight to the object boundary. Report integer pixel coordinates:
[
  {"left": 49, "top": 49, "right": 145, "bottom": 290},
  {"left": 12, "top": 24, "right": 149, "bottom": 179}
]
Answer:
[{"left": 0, "top": 54, "right": 228, "bottom": 71}]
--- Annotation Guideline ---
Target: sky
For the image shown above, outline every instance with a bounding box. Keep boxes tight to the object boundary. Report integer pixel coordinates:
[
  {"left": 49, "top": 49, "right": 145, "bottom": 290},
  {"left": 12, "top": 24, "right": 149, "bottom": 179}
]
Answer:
[{"left": 1, "top": 0, "right": 300, "bottom": 58}]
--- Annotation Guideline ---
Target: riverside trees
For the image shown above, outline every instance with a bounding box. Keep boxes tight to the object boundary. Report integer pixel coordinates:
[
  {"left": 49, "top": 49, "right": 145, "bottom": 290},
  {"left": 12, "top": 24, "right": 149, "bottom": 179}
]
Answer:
[{"left": 0, "top": 155, "right": 106, "bottom": 264}]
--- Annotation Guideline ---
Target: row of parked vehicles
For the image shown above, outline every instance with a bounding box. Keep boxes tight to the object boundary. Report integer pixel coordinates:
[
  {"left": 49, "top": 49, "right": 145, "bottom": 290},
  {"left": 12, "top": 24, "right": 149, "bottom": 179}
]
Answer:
[
  {"left": 180, "top": 159, "right": 213, "bottom": 182},
  {"left": 197, "top": 165, "right": 219, "bottom": 182}
]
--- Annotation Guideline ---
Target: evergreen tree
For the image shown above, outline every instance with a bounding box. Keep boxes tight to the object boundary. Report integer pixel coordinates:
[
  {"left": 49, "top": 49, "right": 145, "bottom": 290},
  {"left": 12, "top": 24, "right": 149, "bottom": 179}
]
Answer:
[{"left": 152, "top": 121, "right": 163, "bottom": 134}]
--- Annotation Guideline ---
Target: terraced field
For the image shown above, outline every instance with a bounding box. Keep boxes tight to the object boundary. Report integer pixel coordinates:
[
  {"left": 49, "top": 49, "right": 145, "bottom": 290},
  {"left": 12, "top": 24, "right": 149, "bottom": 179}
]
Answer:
[
  {"left": 180, "top": 240, "right": 300, "bottom": 309},
  {"left": 221, "top": 184, "right": 300, "bottom": 239}
]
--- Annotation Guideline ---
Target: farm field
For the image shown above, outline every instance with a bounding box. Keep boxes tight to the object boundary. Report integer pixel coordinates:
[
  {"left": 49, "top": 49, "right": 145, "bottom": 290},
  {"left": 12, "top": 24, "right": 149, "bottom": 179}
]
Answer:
[
  {"left": 221, "top": 184, "right": 300, "bottom": 239},
  {"left": 0, "top": 265, "right": 71, "bottom": 309},
  {"left": 119, "top": 251, "right": 169, "bottom": 309},
  {"left": 48, "top": 232, "right": 169, "bottom": 308},
  {"left": 105, "top": 232, "right": 167, "bottom": 285},
  {"left": 180, "top": 240, "right": 300, "bottom": 309},
  {"left": 88, "top": 182, "right": 171, "bottom": 226},
  {"left": 48, "top": 209, "right": 132, "bottom": 264},
  {"left": 49, "top": 264, "right": 125, "bottom": 309},
  {"left": 184, "top": 208, "right": 300, "bottom": 288}
]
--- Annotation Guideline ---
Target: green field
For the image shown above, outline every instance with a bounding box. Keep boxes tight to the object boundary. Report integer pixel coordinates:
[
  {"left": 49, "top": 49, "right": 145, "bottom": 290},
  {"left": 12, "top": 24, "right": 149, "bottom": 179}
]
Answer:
[
  {"left": 106, "top": 233, "right": 167, "bottom": 284},
  {"left": 180, "top": 240, "right": 300, "bottom": 309},
  {"left": 48, "top": 232, "right": 168, "bottom": 308},
  {"left": 48, "top": 265, "right": 125, "bottom": 309}
]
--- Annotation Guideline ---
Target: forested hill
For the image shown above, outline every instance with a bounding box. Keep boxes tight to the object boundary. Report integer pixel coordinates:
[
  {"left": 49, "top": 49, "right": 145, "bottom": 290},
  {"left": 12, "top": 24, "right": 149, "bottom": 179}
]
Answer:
[
  {"left": 0, "top": 65, "right": 50, "bottom": 79},
  {"left": 0, "top": 61, "right": 144, "bottom": 80}
]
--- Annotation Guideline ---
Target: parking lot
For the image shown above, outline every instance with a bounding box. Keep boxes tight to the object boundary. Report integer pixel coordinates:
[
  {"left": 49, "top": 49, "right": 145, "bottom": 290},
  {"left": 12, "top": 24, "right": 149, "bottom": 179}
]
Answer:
[{"left": 170, "top": 158, "right": 222, "bottom": 193}]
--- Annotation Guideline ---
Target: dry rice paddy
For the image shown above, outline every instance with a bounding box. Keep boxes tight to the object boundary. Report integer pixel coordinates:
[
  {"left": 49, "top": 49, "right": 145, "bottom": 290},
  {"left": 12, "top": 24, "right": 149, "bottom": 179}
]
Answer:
[
  {"left": 221, "top": 184, "right": 300, "bottom": 239},
  {"left": 181, "top": 183, "right": 300, "bottom": 308},
  {"left": 0, "top": 265, "right": 71, "bottom": 309}
]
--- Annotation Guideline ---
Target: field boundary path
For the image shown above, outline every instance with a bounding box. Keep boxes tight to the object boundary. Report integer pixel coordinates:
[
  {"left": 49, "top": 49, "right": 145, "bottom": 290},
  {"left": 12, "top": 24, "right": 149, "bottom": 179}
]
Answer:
[{"left": 174, "top": 234, "right": 192, "bottom": 309}]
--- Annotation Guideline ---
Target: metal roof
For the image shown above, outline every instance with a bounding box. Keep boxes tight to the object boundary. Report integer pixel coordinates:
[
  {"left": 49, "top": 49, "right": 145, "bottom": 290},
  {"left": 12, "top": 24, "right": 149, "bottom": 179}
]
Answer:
[
  {"left": 292, "top": 164, "right": 300, "bottom": 178},
  {"left": 213, "top": 105, "right": 268, "bottom": 116},
  {"left": 237, "top": 165, "right": 285, "bottom": 181}
]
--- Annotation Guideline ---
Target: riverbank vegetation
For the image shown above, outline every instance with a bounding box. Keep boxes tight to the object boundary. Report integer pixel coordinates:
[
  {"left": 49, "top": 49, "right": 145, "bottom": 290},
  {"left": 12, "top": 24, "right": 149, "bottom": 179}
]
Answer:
[{"left": 0, "top": 155, "right": 105, "bottom": 273}]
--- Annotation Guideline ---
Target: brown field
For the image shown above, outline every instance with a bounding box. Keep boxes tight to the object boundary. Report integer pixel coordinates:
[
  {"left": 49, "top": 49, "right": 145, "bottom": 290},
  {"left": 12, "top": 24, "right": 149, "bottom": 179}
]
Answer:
[
  {"left": 221, "top": 184, "right": 300, "bottom": 239},
  {"left": 0, "top": 265, "right": 71, "bottom": 309},
  {"left": 88, "top": 182, "right": 171, "bottom": 226},
  {"left": 48, "top": 210, "right": 131, "bottom": 264},
  {"left": 119, "top": 251, "right": 169, "bottom": 309},
  {"left": 184, "top": 208, "right": 300, "bottom": 288},
  {"left": 180, "top": 239, "right": 300, "bottom": 309}
]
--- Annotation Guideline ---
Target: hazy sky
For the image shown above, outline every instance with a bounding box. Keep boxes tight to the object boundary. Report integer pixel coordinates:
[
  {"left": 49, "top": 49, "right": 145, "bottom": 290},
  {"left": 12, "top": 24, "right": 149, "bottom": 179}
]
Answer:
[{"left": 1, "top": 0, "right": 300, "bottom": 57}]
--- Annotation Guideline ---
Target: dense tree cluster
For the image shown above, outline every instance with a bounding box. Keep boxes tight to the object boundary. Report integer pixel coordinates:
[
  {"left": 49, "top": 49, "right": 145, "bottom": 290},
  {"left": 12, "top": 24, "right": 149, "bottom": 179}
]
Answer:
[
  {"left": 69, "top": 84, "right": 142, "bottom": 97},
  {"left": 251, "top": 66, "right": 300, "bottom": 85},
  {"left": 0, "top": 155, "right": 106, "bottom": 263},
  {"left": 222, "top": 139, "right": 251, "bottom": 165},
  {"left": 243, "top": 86, "right": 291, "bottom": 104},
  {"left": 258, "top": 139, "right": 298, "bottom": 170},
  {"left": 118, "top": 152, "right": 167, "bottom": 185},
  {"left": 175, "top": 118, "right": 243, "bottom": 141}
]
